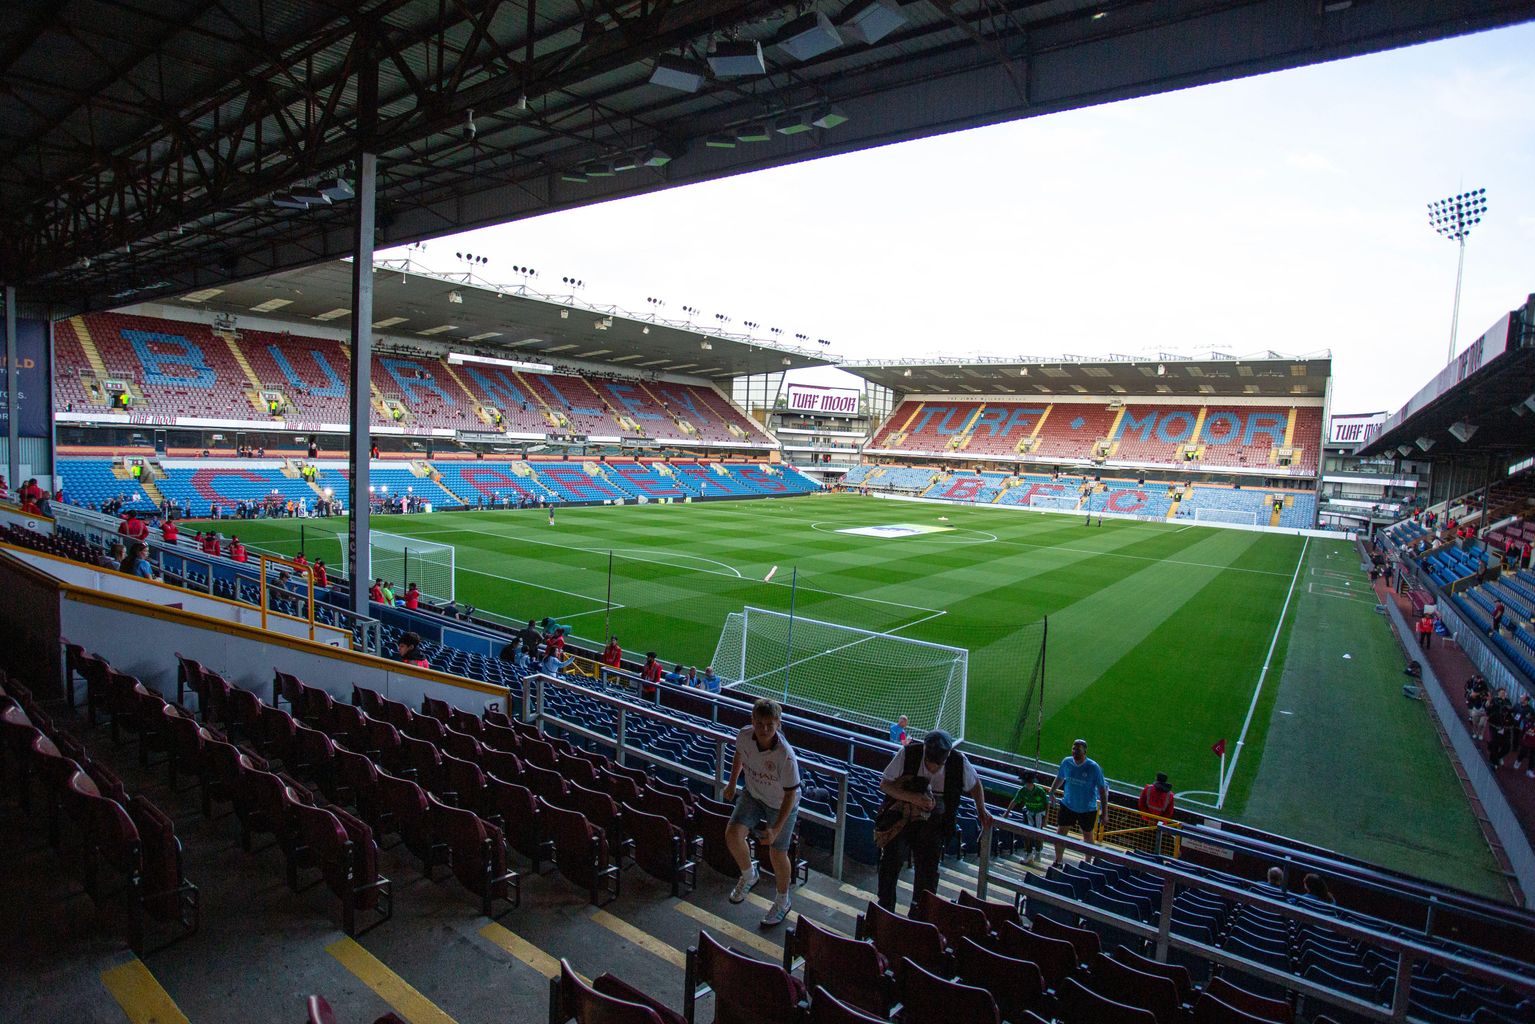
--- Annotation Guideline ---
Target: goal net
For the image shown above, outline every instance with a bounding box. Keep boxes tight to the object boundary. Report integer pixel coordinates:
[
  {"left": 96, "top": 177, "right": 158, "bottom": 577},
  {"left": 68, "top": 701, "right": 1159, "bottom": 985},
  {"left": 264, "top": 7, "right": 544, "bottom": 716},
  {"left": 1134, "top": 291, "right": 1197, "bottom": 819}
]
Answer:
[
  {"left": 1027, "top": 493, "right": 1082, "bottom": 511},
  {"left": 711, "top": 606, "right": 967, "bottom": 740},
  {"left": 340, "top": 531, "right": 456, "bottom": 602},
  {"left": 1194, "top": 507, "right": 1259, "bottom": 526}
]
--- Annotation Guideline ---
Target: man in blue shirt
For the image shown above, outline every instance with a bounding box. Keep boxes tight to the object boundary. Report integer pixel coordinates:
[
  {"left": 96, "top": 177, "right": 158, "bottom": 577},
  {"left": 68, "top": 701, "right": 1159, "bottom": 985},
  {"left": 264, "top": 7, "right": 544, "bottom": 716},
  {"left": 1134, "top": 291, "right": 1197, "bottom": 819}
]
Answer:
[
  {"left": 699, "top": 666, "right": 721, "bottom": 693},
  {"left": 889, "top": 715, "right": 909, "bottom": 745},
  {"left": 1049, "top": 738, "right": 1107, "bottom": 866}
]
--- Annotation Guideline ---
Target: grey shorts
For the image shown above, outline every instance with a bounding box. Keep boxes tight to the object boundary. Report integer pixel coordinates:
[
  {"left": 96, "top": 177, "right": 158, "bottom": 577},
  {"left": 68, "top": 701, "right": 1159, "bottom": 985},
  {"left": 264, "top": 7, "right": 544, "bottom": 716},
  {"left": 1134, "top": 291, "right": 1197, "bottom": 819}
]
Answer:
[{"left": 729, "top": 789, "right": 798, "bottom": 852}]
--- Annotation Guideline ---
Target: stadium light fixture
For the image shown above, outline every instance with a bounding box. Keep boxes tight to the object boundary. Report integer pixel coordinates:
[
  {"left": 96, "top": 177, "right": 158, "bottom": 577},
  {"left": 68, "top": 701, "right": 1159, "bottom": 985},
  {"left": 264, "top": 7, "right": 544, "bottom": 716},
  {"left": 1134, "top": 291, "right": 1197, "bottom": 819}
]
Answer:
[
  {"left": 811, "top": 105, "right": 849, "bottom": 129},
  {"left": 776, "top": 11, "right": 843, "bottom": 62},
  {"left": 1448, "top": 420, "right": 1478, "bottom": 443},
  {"left": 1397, "top": 445, "right": 1413, "bottom": 457},
  {"left": 709, "top": 40, "right": 766, "bottom": 77},
  {"left": 1428, "top": 188, "right": 1488, "bottom": 364},
  {"left": 650, "top": 56, "right": 707, "bottom": 93},
  {"left": 1416, "top": 436, "right": 1435, "bottom": 452},
  {"left": 840, "top": 0, "right": 906, "bottom": 45}
]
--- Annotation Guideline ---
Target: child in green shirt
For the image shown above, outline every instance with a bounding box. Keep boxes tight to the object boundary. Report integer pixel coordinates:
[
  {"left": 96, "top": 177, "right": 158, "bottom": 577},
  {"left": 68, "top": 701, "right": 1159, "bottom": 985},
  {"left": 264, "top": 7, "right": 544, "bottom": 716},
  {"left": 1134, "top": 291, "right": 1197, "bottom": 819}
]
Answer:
[{"left": 1007, "top": 772, "right": 1049, "bottom": 865}]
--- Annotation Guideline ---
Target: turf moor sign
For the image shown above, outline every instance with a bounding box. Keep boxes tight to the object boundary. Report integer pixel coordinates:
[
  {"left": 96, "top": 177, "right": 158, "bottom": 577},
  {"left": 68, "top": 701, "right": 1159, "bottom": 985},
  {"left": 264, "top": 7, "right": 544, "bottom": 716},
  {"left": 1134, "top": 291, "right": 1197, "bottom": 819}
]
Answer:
[{"left": 785, "top": 383, "right": 860, "bottom": 417}]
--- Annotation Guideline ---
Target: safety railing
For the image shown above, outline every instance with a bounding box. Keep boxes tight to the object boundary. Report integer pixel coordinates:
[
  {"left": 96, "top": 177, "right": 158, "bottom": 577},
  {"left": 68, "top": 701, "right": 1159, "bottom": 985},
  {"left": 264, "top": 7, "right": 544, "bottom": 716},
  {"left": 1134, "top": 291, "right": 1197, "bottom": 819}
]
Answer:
[
  {"left": 520, "top": 672, "right": 851, "bottom": 879},
  {"left": 975, "top": 817, "right": 1535, "bottom": 1024}
]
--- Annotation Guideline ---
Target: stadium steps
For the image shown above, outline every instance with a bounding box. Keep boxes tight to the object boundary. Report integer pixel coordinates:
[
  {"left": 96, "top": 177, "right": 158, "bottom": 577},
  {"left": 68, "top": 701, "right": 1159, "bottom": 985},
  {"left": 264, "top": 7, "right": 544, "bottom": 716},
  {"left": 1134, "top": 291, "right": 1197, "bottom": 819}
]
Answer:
[
  {"left": 425, "top": 463, "right": 472, "bottom": 506},
  {"left": 1166, "top": 487, "right": 1185, "bottom": 520},
  {"left": 66, "top": 315, "right": 111, "bottom": 379},
  {"left": 217, "top": 330, "right": 267, "bottom": 393},
  {"left": 1269, "top": 499, "right": 1283, "bottom": 528},
  {"left": 1283, "top": 406, "right": 1298, "bottom": 447},
  {"left": 573, "top": 375, "right": 633, "bottom": 432},
  {"left": 1189, "top": 406, "right": 1209, "bottom": 444},
  {"left": 1017, "top": 403, "right": 1052, "bottom": 453},
  {"left": 139, "top": 477, "right": 166, "bottom": 505},
  {"left": 511, "top": 370, "right": 570, "bottom": 429},
  {"left": 436, "top": 359, "right": 497, "bottom": 425}
]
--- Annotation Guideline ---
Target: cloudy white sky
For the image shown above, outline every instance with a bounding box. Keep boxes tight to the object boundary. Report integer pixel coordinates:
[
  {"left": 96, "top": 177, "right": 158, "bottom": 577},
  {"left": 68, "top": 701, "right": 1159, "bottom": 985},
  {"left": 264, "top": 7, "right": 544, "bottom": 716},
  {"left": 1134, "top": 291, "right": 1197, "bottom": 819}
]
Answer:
[{"left": 388, "top": 21, "right": 1535, "bottom": 416}]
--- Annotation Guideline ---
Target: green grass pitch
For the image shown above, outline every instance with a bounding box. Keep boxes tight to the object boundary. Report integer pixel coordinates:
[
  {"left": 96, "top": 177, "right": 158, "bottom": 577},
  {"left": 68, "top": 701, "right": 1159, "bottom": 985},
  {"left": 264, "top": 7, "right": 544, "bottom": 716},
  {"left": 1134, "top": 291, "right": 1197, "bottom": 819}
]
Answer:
[
  {"left": 215, "top": 493, "right": 1507, "bottom": 896},
  {"left": 217, "top": 495, "right": 1305, "bottom": 790}
]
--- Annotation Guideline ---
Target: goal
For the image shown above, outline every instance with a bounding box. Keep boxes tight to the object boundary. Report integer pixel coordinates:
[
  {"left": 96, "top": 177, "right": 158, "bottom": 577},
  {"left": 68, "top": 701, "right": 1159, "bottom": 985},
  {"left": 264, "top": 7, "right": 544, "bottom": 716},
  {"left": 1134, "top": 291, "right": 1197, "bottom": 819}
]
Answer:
[
  {"left": 1193, "top": 508, "right": 1259, "bottom": 526},
  {"left": 1027, "top": 493, "right": 1082, "bottom": 512},
  {"left": 340, "top": 531, "right": 456, "bottom": 602},
  {"left": 711, "top": 607, "right": 967, "bottom": 741}
]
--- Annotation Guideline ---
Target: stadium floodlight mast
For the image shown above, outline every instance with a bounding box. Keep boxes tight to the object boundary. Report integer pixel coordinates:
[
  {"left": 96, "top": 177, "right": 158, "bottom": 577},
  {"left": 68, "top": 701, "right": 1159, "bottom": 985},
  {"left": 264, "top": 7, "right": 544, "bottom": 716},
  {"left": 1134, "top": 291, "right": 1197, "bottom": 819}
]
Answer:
[{"left": 1427, "top": 188, "right": 1488, "bottom": 365}]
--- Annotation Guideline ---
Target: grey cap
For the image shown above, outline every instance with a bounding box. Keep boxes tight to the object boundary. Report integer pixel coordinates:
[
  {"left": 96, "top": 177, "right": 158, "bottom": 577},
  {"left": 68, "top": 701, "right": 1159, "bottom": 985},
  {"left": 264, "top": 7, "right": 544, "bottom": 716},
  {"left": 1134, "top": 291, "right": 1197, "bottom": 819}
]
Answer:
[{"left": 922, "top": 730, "right": 954, "bottom": 762}]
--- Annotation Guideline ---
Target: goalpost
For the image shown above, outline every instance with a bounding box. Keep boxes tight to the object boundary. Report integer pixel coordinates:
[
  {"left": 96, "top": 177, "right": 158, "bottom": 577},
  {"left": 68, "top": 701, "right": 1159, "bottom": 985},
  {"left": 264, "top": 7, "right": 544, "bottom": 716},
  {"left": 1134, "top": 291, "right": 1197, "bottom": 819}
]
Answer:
[
  {"left": 1027, "top": 493, "right": 1082, "bottom": 512},
  {"left": 711, "top": 607, "right": 968, "bottom": 741},
  {"left": 340, "top": 531, "right": 456, "bottom": 602},
  {"left": 1193, "top": 508, "right": 1259, "bottom": 526}
]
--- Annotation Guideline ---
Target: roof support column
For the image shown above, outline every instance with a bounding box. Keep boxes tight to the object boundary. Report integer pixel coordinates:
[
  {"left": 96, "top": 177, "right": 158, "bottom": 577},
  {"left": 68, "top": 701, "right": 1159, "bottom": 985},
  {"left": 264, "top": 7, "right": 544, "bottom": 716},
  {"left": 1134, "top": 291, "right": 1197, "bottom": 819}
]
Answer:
[
  {"left": 5, "top": 284, "right": 17, "bottom": 490},
  {"left": 346, "top": 152, "right": 376, "bottom": 617},
  {"left": 1479, "top": 454, "right": 1495, "bottom": 539}
]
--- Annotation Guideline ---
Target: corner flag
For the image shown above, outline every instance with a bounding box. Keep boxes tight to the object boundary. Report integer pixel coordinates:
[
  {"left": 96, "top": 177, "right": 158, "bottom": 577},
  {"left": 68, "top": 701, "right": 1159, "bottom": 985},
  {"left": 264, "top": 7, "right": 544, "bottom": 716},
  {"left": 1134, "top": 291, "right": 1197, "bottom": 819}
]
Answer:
[{"left": 1211, "top": 738, "right": 1227, "bottom": 757}]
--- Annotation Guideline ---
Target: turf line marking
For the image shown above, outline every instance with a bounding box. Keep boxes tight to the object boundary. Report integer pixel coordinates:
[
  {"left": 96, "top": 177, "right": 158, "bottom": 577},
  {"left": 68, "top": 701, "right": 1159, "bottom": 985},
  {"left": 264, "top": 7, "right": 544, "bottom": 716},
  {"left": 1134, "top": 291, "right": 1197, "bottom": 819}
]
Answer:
[
  {"left": 673, "top": 899, "right": 785, "bottom": 959},
  {"left": 590, "top": 909, "right": 687, "bottom": 968},
  {"left": 100, "top": 959, "right": 191, "bottom": 1024},
  {"left": 326, "top": 936, "right": 458, "bottom": 1024},
  {"left": 452, "top": 563, "right": 617, "bottom": 608},
  {"left": 478, "top": 922, "right": 568, "bottom": 980},
  {"left": 1220, "top": 536, "right": 1309, "bottom": 807}
]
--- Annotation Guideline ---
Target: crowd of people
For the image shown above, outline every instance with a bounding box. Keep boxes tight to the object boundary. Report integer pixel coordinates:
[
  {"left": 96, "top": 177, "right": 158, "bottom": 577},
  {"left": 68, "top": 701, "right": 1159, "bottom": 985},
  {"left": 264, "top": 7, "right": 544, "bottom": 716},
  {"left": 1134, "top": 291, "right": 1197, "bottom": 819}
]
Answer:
[{"left": 1465, "top": 675, "right": 1535, "bottom": 777}]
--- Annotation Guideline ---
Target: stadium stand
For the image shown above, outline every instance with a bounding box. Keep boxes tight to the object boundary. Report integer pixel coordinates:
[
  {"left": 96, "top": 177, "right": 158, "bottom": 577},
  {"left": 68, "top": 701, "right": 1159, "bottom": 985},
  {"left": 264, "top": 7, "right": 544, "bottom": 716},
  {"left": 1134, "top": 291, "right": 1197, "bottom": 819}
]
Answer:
[{"left": 51, "top": 311, "right": 773, "bottom": 443}]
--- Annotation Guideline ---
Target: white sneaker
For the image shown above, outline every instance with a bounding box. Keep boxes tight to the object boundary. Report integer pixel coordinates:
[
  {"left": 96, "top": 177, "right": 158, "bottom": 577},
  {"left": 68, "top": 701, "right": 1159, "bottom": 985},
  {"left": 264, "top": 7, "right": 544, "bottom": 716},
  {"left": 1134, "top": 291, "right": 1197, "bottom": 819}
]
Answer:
[
  {"left": 760, "top": 893, "right": 792, "bottom": 927},
  {"left": 729, "top": 865, "right": 760, "bottom": 903}
]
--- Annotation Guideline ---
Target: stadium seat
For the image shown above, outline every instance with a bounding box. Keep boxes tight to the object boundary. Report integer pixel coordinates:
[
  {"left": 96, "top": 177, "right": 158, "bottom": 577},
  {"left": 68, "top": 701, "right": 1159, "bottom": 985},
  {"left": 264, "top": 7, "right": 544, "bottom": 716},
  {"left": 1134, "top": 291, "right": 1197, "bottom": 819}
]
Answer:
[
  {"left": 913, "top": 890, "right": 994, "bottom": 952},
  {"left": 807, "top": 987, "right": 889, "bottom": 1024},
  {"left": 898, "top": 956, "right": 999, "bottom": 1024},
  {"left": 859, "top": 900, "right": 950, "bottom": 979},
  {"left": 484, "top": 774, "right": 547, "bottom": 870},
  {"left": 1057, "top": 976, "right": 1159, "bottom": 1024},
  {"left": 955, "top": 936, "right": 1046, "bottom": 1022},
  {"left": 998, "top": 921, "right": 1077, "bottom": 988},
  {"left": 786, "top": 916, "right": 893, "bottom": 1018},
  {"left": 1087, "top": 952, "right": 1182, "bottom": 1024},
  {"left": 427, "top": 794, "right": 519, "bottom": 917},
  {"left": 1033, "top": 911, "right": 1102, "bottom": 963},
  {"left": 1204, "top": 976, "right": 1295, "bottom": 1024},
  {"left": 540, "top": 797, "right": 620, "bottom": 905},
  {"left": 685, "top": 930, "right": 804, "bottom": 1024},
  {"left": 549, "top": 958, "right": 674, "bottom": 1024}
]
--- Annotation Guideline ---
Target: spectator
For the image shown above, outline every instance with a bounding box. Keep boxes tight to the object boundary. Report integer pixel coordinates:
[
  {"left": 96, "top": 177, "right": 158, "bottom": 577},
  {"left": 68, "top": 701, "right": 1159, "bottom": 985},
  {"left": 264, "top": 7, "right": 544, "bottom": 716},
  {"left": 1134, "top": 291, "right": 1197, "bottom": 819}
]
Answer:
[
  {"left": 1138, "top": 772, "right": 1175, "bottom": 819},
  {"left": 229, "top": 537, "right": 248, "bottom": 562},
  {"left": 1491, "top": 600, "right": 1506, "bottom": 637},
  {"left": 381, "top": 581, "right": 395, "bottom": 605},
  {"left": 120, "top": 541, "right": 156, "bottom": 579},
  {"left": 698, "top": 666, "right": 721, "bottom": 694},
  {"left": 600, "top": 636, "right": 623, "bottom": 682},
  {"left": 876, "top": 728, "right": 989, "bottom": 915},
  {"left": 498, "top": 636, "right": 523, "bottom": 664},
  {"left": 1488, "top": 688, "right": 1516, "bottom": 768},
  {"left": 1416, "top": 613, "right": 1434, "bottom": 651},
  {"left": 118, "top": 511, "right": 149, "bottom": 541},
  {"left": 1517, "top": 698, "right": 1535, "bottom": 778},
  {"left": 99, "top": 541, "right": 126, "bottom": 570},
  {"left": 544, "top": 627, "right": 567, "bottom": 660},
  {"left": 403, "top": 582, "right": 420, "bottom": 610},
  {"left": 1005, "top": 770, "right": 1049, "bottom": 865},
  {"left": 293, "top": 551, "right": 309, "bottom": 574},
  {"left": 723, "top": 698, "right": 802, "bottom": 927},
  {"left": 540, "top": 649, "right": 576, "bottom": 675},
  {"left": 1049, "top": 738, "right": 1107, "bottom": 866},
  {"left": 1467, "top": 676, "right": 1490, "bottom": 741},
  {"left": 160, "top": 518, "right": 179, "bottom": 544},
  {"left": 518, "top": 619, "right": 542, "bottom": 655},
  {"left": 664, "top": 663, "right": 687, "bottom": 686},
  {"left": 1302, "top": 873, "right": 1336, "bottom": 906},
  {"left": 889, "top": 715, "right": 909, "bottom": 745},
  {"left": 638, "top": 652, "right": 663, "bottom": 701},
  {"left": 368, "top": 579, "right": 385, "bottom": 603},
  {"left": 1260, "top": 866, "right": 1287, "bottom": 895},
  {"left": 312, "top": 560, "right": 329, "bottom": 589},
  {"left": 397, "top": 631, "right": 430, "bottom": 669}
]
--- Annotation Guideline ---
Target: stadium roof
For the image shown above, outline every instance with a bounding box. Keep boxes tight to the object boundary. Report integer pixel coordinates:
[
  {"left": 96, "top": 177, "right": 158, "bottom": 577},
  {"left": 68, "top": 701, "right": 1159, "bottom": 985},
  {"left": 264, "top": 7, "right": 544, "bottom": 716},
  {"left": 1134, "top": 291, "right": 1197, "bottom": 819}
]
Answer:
[
  {"left": 841, "top": 353, "right": 1332, "bottom": 398},
  {"left": 179, "top": 260, "right": 835, "bottom": 377},
  {"left": 6, "top": 1, "right": 1535, "bottom": 313},
  {"left": 1359, "top": 294, "right": 1535, "bottom": 462}
]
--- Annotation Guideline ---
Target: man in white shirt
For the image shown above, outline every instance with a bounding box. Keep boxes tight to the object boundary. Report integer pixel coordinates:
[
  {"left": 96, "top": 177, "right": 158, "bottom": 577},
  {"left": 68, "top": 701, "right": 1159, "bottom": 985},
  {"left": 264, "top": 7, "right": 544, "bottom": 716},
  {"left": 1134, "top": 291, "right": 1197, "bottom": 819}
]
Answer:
[{"left": 723, "top": 697, "right": 801, "bottom": 926}]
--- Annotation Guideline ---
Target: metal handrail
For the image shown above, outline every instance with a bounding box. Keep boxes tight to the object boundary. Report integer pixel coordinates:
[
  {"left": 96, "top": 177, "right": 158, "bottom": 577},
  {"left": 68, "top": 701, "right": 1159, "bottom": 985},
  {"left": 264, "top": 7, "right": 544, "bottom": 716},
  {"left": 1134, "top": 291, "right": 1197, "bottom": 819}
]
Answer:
[
  {"left": 520, "top": 672, "right": 850, "bottom": 879},
  {"left": 976, "top": 817, "right": 1535, "bottom": 1024}
]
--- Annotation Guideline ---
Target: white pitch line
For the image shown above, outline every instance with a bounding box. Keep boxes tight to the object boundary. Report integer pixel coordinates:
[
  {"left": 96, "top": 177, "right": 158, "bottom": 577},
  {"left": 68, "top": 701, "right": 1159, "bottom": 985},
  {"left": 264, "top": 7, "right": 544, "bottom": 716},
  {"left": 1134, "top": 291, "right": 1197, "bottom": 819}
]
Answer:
[{"left": 1219, "top": 536, "right": 1308, "bottom": 808}]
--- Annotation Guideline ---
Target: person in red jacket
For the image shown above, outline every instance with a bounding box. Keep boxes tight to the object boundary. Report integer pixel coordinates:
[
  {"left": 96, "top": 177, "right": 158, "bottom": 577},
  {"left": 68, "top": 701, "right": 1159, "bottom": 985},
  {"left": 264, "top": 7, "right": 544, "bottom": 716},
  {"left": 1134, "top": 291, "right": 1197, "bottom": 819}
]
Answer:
[
  {"left": 1417, "top": 613, "right": 1435, "bottom": 650},
  {"left": 368, "top": 579, "right": 385, "bottom": 603},
  {"left": 639, "top": 651, "right": 663, "bottom": 702},
  {"left": 312, "top": 560, "right": 329, "bottom": 589},
  {"left": 160, "top": 519, "right": 178, "bottom": 544},
  {"left": 292, "top": 551, "right": 310, "bottom": 574},
  {"left": 403, "top": 582, "right": 420, "bottom": 610},
  {"left": 118, "top": 512, "right": 148, "bottom": 540},
  {"left": 600, "top": 636, "right": 623, "bottom": 685},
  {"left": 396, "top": 631, "right": 430, "bottom": 669},
  {"left": 229, "top": 537, "right": 248, "bottom": 563},
  {"left": 1138, "top": 772, "right": 1175, "bottom": 819}
]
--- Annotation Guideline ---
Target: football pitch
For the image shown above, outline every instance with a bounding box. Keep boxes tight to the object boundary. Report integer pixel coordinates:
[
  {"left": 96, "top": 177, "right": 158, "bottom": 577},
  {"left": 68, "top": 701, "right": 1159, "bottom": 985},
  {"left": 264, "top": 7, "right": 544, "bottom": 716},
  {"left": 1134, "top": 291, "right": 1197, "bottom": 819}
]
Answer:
[{"left": 218, "top": 493, "right": 1505, "bottom": 896}]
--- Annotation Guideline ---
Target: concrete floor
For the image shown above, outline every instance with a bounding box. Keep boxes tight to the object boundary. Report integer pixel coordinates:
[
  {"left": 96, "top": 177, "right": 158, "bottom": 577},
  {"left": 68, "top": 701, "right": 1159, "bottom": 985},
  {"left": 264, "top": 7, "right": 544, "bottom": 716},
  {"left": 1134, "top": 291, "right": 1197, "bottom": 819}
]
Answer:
[{"left": 0, "top": 705, "right": 910, "bottom": 1024}]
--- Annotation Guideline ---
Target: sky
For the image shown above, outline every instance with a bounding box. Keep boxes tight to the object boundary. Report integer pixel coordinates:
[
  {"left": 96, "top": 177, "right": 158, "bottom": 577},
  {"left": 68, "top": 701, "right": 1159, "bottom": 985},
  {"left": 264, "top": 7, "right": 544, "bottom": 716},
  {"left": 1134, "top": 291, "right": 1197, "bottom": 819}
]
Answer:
[{"left": 383, "top": 21, "right": 1535, "bottom": 416}]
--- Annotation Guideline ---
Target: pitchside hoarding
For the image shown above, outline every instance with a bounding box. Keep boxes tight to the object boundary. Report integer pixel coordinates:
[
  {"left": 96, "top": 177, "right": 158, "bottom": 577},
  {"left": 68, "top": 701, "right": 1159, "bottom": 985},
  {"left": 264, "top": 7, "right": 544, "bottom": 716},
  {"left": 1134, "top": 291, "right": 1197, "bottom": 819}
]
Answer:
[
  {"left": 785, "top": 382, "right": 860, "bottom": 417},
  {"left": 1328, "top": 412, "right": 1386, "bottom": 449}
]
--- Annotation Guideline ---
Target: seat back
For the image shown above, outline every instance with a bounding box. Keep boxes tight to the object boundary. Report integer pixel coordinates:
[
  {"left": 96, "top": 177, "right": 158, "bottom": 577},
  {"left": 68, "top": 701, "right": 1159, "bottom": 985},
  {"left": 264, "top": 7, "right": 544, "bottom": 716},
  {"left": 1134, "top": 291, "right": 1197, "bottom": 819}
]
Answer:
[
  {"left": 443, "top": 727, "right": 482, "bottom": 763},
  {"left": 899, "top": 956, "right": 998, "bottom": 1024},
  {"left": 691, "top": 930, "right": 801, "bottom": 1024},
  {"left": 1206, "top": 976, "right": 1294, "bottom": 1024},
  {"left": 1113, "top": 944, "right": 1194, "bottom": 1003},
  {"left": 864, "top": 900, "right": 948, "bottom": 978},
  {"left": 915, "top": 890, "right": 993, "bottom": 951},
  {"left": 602, "top": 768, "right": 642, "bottom": 806},
  {"left": 691, "top": 803, "right": 739, "bottom": 878},
  {"left": 481, "top": 748, "right": 523, "bottom": 783},
  {"left": 421, "top": 696, "right": 452, "bottom": 722},
  {"left": 957, "top": 889, "right": 1021, "bottom": 933},
  {"left": 1088, "top": 953, "right": 1180, "bottom": 1024},
  {"left": 1000, "top": 921, "right": 1077, "bottom": 986},
  {"left": 1058, "top": 976, "right": 1158, "bottom": 1024},
  {"left": 1193, "top": 993, "right": 1286, "bottom": 1024},
  {"left": 126, "top": 795, "right": 191, "bottom": 922},
  {"left": 540, "top": 797, "right": 611, "bottom": 894},
  {"left": 794, "top": 917, "right": 891, "bottom": 1016},
  {"left": 622, "top": 803, "right": 686, "bottom": 891},
  {"left": 274, "top": 670, "right": 304, "bottom": 708},
  {"left": 523, "top": 761, "right": 570, "bottom": 806},
  {"left": 442, "top": 752, "right": 488, "bottom": 812},
  {"left": 481, "top": 720, "right": 521, "bottom": 754},
  {"left": 557, "top": 749, "right": 600, "bottom": 787},
  {"left": 398, "top": 733, "right": 443, "bottom": 790},
  {"left": 569, "top": 782, "right": 621, "bottom": 832},
  {"left": 552, "top": 959, "right": 663, "bottom": 1024},
  {"left": 486, "top": 774, "right": 542, "bottom": 864},
  {"left": 429, "top": 794, "right": 512, "bottom": 904},
  {"left": 639, "top": 786, "right": 691, "bottom": 830},
  {"left": 808, "top": 987, "right": 888, "bottom": 1024},
  {"left": 1033, "top": 911, "right": 1101, "bottom": 962},
  {"left": 406, "top": 713, "right": 447, "bottom": 744},
  {"left": 956, "top": 937, "right": 1044, "bottom": 1023}
]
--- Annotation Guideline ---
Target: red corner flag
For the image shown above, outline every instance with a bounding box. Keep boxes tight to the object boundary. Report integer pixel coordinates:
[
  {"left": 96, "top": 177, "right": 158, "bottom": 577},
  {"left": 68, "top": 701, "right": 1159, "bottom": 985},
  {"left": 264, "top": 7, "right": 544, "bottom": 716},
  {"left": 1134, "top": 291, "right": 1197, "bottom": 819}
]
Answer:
[{"left": 1211, "top": 739, "right": 1227, "bottom": 757}]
